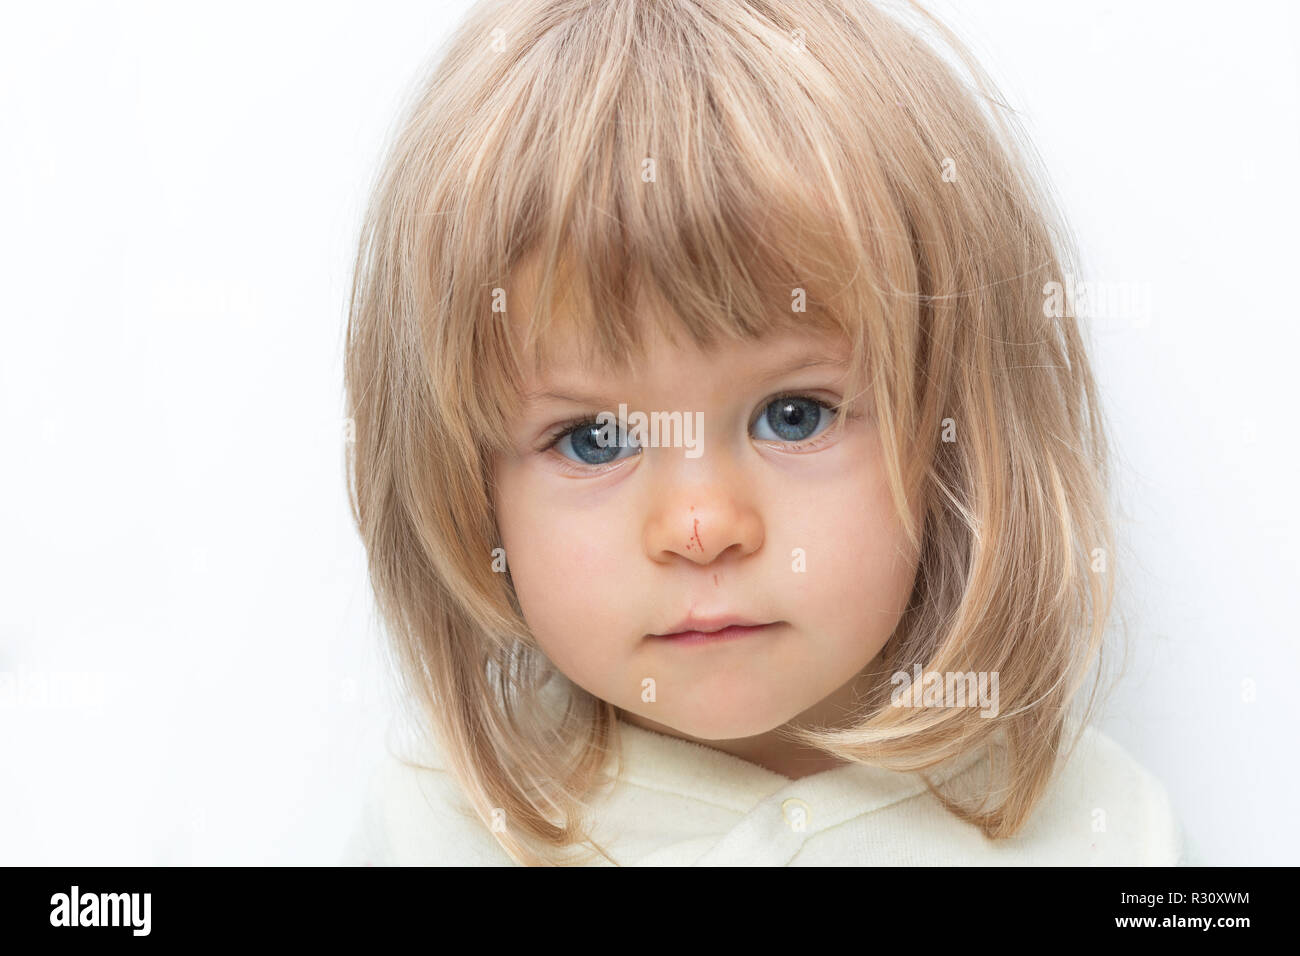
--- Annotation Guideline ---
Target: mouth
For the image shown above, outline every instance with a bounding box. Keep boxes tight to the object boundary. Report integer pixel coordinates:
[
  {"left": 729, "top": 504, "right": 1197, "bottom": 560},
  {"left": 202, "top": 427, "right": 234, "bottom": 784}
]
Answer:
[{"left": 648, "top": 615, "right": 782, "bottom": 645}]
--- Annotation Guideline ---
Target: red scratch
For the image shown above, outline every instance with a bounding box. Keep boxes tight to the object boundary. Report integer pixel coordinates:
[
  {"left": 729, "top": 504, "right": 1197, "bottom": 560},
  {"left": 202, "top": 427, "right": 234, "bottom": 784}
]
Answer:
[
  {"left": 713, "top": 574, "right": 719, "bottom": 587},
  {"left": 689, "top": 517, "right": 704, "bottom": 553}
]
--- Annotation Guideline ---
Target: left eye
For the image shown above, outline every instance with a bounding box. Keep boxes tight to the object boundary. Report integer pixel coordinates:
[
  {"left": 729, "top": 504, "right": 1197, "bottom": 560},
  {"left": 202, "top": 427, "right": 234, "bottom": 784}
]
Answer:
[{"left": 752, "top": 396, "right": 836, "bottom": 443}]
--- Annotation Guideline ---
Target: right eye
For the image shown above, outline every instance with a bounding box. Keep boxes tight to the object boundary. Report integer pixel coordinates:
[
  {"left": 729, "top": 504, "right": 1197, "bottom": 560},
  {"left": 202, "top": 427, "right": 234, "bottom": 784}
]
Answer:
[{"left": 549, "top": 420, "right": 643, "bottom": 467}]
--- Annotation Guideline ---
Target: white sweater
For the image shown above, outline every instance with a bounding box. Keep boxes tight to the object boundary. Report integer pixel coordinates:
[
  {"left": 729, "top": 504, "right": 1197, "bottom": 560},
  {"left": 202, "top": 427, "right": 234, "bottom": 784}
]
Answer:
[{"left": 340, "top": 715, "right": 1186, "bottom": 866}]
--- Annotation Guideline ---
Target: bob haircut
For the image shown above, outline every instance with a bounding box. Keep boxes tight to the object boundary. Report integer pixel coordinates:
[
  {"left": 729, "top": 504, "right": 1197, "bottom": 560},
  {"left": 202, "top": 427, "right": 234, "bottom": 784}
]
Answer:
[{"left": 345, "top": 0, "right": 1122, "bottom": 866}]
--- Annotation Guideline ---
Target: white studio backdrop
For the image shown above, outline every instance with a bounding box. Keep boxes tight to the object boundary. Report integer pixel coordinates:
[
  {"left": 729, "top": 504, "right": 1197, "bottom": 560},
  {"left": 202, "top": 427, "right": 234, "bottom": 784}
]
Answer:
[{"left": 0, "top": 0, "right": 1296, "bottom": 865}]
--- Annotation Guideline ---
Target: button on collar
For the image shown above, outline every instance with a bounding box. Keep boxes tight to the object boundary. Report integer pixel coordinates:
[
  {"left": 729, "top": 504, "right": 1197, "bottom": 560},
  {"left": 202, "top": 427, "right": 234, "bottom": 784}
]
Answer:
[{"left": 781, "top": 797, "right": 811, "bottom": 832}]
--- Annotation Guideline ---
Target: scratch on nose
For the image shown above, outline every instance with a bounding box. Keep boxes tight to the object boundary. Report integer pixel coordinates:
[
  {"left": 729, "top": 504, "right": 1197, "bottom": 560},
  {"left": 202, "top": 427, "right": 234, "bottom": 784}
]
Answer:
[{"left": 688, "top": 517, "right": 704, "bottom": 553}]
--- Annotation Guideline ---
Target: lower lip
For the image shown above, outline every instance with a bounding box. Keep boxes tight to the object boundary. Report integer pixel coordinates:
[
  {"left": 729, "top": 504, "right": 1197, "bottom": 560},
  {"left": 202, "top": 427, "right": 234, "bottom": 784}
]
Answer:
[{"left": 651, "top": 623, "right": 778, "bottom": 645}]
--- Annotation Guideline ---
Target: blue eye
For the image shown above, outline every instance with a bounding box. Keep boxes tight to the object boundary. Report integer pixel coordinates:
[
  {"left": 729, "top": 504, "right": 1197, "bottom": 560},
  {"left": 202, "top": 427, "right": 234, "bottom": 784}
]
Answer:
[
  {"left": 752, "top": 395, "right": 836, "bottom": 443},
  {"left": 552, "top": 420, "right": 642, "bottom": 466}
]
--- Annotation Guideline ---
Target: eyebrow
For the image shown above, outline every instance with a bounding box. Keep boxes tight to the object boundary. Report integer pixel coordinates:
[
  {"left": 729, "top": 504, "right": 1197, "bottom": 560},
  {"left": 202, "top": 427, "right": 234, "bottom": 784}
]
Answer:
[{"left": 521, "top": 353, "right": 848, "bottom": 406}]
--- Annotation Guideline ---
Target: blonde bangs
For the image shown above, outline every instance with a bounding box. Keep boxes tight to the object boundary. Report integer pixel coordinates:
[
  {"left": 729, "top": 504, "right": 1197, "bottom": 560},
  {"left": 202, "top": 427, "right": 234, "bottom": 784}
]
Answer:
[{"left": 405, "top": 1, "right": 920, "bottom": 465}]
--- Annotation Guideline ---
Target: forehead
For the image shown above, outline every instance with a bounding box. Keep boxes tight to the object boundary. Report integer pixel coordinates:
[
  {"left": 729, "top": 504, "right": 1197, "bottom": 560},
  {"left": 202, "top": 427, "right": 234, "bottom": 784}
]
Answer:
[
  {"left": 530, "top": 321, "right": 847, "bottom": 382},
  {"left": 503, "top": 251, "right": 847, "bottom": 382},
  {"left": 504, "top": 252, "right": 668, "bottom": 370}
]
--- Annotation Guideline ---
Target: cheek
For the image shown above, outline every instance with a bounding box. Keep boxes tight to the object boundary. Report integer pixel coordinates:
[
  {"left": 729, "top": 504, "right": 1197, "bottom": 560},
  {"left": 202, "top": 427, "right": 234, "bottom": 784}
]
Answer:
[
  {"left": 779, "top": 440, "right": 918, "bottom": 649},
  {"left": 495, "top": 465, "right": 632, "bottom": 681}
]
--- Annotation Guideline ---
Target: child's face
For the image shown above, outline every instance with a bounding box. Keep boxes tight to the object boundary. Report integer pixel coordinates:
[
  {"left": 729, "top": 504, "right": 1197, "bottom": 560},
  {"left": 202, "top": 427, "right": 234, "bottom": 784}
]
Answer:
[{"left": 492, "top": 291, "right": 921, "bottom": 744}]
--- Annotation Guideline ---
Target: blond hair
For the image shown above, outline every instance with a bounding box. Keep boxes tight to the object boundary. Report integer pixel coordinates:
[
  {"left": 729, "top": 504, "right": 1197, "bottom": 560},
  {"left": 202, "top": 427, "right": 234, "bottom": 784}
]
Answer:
[{"left": 345, "top": 0, "right": 1122, "bottom": 865}]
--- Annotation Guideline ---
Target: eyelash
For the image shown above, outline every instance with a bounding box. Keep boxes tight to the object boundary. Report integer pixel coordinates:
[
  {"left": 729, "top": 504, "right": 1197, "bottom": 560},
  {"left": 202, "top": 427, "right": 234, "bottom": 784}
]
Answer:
[{"left": 537, "top": 392, "right": 853, "bottom": 474}]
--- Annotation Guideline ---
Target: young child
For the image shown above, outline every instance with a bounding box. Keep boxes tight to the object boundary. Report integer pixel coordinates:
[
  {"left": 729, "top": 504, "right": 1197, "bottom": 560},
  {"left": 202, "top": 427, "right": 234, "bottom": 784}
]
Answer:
[{"left": 340, "top": 0, "right": 1184, "bottom": 865}]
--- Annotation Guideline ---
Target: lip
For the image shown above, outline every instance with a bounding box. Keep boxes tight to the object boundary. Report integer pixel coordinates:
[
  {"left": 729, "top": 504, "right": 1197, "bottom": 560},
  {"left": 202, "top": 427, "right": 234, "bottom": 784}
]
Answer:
[
  {"left": 651, "top": 623, "right": 778, "bottom": 645},
  {"left": 648, "top": 614, "right": 781, "bottom": 645}
]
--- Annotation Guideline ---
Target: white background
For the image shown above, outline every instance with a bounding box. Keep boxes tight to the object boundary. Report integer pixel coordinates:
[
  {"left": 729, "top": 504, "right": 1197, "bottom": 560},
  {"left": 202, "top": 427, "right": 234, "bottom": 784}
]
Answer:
[{"left": 1, "top": 0, "right": 1296, "bottom": 866}]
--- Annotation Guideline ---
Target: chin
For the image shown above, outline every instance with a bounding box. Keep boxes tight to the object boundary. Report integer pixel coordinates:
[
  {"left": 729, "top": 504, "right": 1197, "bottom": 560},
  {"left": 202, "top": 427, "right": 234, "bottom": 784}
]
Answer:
[{"left": 642, "top": 700, "right": 799, "bottom": 743}]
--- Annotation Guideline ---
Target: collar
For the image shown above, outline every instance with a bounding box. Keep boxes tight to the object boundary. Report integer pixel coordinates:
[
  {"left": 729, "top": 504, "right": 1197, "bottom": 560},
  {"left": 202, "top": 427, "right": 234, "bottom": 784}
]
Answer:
[{"left": 612, "top": 717, "right": 992, "bottom": 824}]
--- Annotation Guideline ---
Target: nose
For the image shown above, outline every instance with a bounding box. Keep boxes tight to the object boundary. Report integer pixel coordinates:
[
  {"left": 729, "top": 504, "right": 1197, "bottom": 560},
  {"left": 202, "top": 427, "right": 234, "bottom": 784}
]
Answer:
[{"left": 643, "top": 474, "right": 765, "bottom": 566}]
